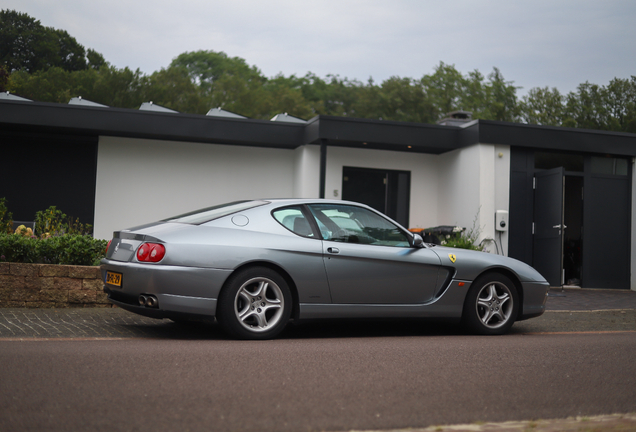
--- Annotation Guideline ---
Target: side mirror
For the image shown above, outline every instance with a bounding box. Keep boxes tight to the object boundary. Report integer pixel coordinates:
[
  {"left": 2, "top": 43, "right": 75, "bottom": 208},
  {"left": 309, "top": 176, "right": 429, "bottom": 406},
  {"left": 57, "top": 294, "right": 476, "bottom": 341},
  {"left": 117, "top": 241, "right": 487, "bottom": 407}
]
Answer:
[{"left": 412, "top": 233, "right": 424, "bottom": 248}]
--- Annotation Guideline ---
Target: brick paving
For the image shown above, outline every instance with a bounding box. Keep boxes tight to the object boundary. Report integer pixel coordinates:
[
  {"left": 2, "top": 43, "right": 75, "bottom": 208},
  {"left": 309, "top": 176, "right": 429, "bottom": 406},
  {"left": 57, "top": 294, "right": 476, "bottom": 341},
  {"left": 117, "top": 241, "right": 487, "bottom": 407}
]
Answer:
[
  {"left": 0, "top": 308, "right": 218, "bottom": 340},
  {"left": 0, "top": 288, "right": 634, "bottom": 339},
  {"left": 545, "top": 287, "right": 636, "bottom": 311}
]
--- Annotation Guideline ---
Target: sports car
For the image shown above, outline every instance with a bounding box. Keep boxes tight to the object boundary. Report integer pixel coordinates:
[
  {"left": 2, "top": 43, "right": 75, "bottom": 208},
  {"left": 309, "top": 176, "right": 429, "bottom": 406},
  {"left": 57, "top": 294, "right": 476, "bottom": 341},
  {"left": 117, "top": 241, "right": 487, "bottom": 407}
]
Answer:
[{"left": 101, "top": 199, "right": 549, "bottom": 339}]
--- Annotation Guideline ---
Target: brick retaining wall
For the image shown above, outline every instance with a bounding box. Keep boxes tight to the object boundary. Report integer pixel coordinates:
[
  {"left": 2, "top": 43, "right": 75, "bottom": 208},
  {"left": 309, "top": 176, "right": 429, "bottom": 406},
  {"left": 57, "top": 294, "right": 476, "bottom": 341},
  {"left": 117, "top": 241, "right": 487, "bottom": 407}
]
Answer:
[{"left": 0, "top": 262, "right": 111, "bottom": 308}]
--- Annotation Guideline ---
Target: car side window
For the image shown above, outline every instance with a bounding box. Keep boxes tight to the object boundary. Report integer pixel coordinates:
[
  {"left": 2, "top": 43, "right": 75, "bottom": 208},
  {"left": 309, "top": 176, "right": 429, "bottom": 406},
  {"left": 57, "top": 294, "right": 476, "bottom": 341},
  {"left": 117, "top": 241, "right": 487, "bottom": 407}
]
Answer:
[
  {"left": 308, "top": 204, "right": 410, "bottom": 247},
  {"left": 272, "top": 206, "right": 314, "bottom": 238}
]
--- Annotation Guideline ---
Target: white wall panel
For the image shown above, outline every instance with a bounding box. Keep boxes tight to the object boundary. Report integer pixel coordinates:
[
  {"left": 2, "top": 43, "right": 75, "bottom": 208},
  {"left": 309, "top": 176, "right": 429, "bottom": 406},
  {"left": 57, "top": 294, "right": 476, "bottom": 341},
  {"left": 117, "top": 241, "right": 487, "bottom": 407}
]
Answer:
[
  {"left": 437, "top": 145, "right": 481, "bottom": 229},
  {"left": 94, "top": 137, "right": 295, "bottom": 239},
  {"left": 493, "top": 145, "right": 511, "bottom": 255},
  {"left": 436, "top": 143, "right": 511, "bottom": 254},
  {"left": 293, "top": 145, "right": 321, "bottom": 198}
]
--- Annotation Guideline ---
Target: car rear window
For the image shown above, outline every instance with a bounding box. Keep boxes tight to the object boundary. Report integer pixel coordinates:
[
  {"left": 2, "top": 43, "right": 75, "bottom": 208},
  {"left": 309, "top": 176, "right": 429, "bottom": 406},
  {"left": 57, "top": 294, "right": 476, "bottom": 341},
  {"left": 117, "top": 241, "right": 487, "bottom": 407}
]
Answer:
[
  {"left": 272, "top": 206, "right": 315, "bottom": 238},
  {"left": 164, "top": 200, "right": 267, "bottom": 224}
]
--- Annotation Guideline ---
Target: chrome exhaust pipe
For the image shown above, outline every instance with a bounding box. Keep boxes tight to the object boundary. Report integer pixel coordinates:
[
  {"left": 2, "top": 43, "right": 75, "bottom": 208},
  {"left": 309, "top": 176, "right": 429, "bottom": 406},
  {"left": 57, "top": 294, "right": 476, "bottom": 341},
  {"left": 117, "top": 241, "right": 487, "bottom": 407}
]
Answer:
[
  {"left": 139, "top": 295, "right": 147, "bottom": 306},
  {"left": 146, "top": 296, "right": 157, "bottom": 308}
]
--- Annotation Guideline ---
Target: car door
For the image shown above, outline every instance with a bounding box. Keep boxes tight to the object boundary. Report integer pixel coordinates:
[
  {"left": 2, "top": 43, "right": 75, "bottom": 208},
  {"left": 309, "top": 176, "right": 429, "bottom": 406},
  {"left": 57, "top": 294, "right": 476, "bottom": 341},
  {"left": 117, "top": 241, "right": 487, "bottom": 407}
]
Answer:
[{"left": 307, "top": 203, "right": 442, "bottom": 304}]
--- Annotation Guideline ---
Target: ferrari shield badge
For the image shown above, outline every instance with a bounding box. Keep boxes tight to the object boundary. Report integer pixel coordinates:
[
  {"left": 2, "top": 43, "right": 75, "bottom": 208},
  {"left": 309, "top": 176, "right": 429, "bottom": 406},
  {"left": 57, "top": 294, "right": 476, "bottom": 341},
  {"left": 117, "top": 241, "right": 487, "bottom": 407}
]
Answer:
[{"left": 448, "top": 253, "right": 457, "bottom": 263}]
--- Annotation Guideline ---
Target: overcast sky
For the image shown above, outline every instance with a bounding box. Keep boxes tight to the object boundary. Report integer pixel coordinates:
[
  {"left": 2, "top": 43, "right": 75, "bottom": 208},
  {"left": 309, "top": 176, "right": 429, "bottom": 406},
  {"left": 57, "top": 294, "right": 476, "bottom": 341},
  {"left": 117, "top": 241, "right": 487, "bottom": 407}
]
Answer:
[{"left": 3, "top": 0, "right": 635, "bottom": 95}]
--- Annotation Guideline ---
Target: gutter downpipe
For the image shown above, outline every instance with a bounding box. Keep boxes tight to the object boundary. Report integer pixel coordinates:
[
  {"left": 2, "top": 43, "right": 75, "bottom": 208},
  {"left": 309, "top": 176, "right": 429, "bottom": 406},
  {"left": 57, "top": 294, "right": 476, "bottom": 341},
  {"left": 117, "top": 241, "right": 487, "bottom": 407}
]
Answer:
[{"left": 319, "top": 139, "right": 327, "bottom": 198}]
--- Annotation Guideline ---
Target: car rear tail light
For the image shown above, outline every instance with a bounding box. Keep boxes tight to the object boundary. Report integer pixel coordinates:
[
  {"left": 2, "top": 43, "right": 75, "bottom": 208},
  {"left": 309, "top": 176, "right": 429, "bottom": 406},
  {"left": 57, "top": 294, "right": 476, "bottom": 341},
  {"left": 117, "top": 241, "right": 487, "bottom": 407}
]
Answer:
[
  {"left": 106, "top": 239, "right": 112, "bottom": 254},
  {"left": 136, "top": 243, "right": 166, "bottom": 262}
]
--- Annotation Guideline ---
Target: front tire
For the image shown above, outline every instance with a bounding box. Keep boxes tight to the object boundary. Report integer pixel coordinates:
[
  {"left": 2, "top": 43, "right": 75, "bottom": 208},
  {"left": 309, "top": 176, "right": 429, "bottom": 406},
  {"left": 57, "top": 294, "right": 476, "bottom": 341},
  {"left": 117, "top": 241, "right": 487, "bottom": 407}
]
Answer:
[
  {"left": 217, "top": 267, "right": 292, "bottom": 340},
  {"left": 463, "top": 273, "right": 519, "bottom": 335}
]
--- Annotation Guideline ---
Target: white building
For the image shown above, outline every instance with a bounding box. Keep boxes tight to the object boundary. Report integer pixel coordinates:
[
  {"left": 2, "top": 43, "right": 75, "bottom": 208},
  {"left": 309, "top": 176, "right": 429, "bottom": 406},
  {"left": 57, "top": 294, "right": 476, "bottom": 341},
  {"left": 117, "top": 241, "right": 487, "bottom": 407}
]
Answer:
[{"left": 1, "top": 97, "right": 635, "bottom": 290}]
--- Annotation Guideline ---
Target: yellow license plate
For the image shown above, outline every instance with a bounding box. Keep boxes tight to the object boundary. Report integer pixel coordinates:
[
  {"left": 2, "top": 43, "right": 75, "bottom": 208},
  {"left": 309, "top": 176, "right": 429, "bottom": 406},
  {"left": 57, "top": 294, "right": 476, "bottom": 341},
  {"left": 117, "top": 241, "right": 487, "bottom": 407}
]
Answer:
[{"left": 106, "top": 271, "right": 122, "bottom": 287}]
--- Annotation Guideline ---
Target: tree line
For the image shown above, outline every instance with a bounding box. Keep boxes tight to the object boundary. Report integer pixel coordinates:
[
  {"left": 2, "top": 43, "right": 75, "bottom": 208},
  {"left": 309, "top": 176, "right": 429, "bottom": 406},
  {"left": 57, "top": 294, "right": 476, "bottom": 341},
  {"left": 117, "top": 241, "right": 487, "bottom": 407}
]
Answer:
[{"left": 1, "top": 9, "right": 635, "bottom": 132}]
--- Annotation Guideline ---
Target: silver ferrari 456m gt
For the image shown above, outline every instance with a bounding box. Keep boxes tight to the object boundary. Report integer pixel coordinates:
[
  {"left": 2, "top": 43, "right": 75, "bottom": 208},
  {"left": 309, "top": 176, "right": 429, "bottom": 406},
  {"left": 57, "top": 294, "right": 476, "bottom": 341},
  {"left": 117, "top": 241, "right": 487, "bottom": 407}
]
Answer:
[{"left": 101, "top": 199, "right": 548, "bottom": 339}]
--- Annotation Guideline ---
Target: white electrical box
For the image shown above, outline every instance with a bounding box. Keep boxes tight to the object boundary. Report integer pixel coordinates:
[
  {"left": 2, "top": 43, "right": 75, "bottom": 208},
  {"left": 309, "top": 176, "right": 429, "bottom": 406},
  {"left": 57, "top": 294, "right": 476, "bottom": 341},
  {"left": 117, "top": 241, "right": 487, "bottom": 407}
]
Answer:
[{"left": 495, "top": 210, "right": 509, "bottom": 232}]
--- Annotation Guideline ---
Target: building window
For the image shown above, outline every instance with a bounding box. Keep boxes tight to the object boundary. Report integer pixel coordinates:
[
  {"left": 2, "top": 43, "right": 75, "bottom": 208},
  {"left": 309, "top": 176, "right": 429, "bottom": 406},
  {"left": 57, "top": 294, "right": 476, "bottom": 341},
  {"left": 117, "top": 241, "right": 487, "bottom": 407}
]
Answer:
[
  {"left": 535, "top": 152, "right": 584, "bottom": 172},
  {"left": 591, "top": 156, "right": 628, "bottom": 176}
]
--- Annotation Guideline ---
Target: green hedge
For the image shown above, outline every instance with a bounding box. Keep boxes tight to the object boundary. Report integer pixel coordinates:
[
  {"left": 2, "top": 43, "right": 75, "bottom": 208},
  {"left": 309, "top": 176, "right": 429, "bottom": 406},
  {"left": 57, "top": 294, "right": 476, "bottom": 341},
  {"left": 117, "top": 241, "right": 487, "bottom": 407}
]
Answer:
[{"left": 0, "top": 234, "right": 107, "bottom": 266}]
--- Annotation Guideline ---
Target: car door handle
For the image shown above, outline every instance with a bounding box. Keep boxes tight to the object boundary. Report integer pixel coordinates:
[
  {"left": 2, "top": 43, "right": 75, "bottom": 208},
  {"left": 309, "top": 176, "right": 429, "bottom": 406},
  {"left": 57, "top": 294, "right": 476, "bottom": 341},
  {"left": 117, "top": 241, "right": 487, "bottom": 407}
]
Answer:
[
  {"left": 327, "top": 247, "right": 340, "bottom": 254},
  {"left": 552, "top": 224, "right": 567, "bottom": 229}
]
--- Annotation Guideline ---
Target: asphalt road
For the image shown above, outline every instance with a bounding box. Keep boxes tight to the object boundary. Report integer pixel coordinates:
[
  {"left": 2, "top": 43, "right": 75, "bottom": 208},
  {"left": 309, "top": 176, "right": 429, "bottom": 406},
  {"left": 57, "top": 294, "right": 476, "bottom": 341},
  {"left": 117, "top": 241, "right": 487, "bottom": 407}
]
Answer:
[{"left": 1, "top": 317, "right": 635, "bottom": 432}]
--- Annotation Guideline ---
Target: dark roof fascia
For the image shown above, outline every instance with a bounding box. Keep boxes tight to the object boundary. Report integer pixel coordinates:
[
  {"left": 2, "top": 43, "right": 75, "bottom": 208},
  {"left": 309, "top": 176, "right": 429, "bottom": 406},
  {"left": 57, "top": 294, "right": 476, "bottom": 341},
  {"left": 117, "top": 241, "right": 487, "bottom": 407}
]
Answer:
[
  {"left": 304, "top": 115, "right": 461, "bottom": 154},
  {"left": 0, "top": 100, "right": 305, "bottom": 149},
  {"left": 476, "top": 120, "right": 636, "bottom": 157},
  {"left": 3, "top": 100, "right": 636, "bottom": 156},
  {"left": 458, "top": 121, "right": 480, "bottom": 149}
]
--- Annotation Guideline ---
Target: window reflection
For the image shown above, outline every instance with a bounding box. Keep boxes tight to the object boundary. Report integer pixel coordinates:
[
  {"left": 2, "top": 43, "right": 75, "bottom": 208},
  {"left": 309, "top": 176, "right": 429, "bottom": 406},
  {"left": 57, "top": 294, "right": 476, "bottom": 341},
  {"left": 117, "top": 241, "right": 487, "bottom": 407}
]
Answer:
[
  {"left": 308, "top": 204, "right": 410, "bottom": 247},
  {"left": 591, "top": 156, "right": 628, "bottom": 176},
  {"left": 272, "top": 206, "right": 314, "bottom": 237}
]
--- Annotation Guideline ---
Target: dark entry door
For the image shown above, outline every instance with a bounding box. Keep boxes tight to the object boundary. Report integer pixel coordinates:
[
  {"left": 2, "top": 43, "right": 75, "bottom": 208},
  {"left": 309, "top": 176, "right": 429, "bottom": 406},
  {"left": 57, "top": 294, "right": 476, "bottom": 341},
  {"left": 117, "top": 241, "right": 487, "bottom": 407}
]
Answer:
[
  {"left": 342, "top": 167, "right": 411, "bottom": 227},
  {"left": 533, "top": 167, "right": 565, "bottom": 286}
]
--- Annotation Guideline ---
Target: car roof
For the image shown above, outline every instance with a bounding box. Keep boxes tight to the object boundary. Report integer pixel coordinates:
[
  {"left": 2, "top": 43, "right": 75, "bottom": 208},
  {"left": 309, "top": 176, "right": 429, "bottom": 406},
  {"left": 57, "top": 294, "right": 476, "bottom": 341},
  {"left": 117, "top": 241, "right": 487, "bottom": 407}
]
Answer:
[{"left": 259, "top": 198, "right": 369, "bottom": 207}]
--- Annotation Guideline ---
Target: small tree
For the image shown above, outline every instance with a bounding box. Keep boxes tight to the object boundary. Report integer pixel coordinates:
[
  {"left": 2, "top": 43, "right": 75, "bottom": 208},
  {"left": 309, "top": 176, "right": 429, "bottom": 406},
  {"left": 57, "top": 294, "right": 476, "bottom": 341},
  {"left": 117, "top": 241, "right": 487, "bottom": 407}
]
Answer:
[
  {"left": 0, "top": 198, "right": 13, "bottom": 234},
  {"left": 35, "top": 206, "right": 66, "bottom": 236}
]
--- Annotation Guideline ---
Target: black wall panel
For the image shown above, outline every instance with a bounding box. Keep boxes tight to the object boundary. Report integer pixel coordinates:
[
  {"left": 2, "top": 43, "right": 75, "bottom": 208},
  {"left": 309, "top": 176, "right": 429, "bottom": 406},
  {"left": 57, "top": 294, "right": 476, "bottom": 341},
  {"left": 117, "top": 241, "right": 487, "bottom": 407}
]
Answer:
[
  {"left": 508, "top": 149, "right": 534, "bottom": 265},
  {"left": 583, "top": 175, "right": 631, "bottom": 289},
  {"left": 0, "top": 130, "right": 98, "bottom": 229}
]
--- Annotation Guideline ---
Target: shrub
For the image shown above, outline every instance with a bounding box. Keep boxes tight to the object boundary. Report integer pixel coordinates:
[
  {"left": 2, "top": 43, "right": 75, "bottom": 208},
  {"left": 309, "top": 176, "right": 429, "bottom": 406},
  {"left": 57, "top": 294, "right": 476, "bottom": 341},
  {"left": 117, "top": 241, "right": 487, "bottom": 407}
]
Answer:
[
  {"left": 0, "top": 234, "right": 38, "bottom": 263},
  {"left": 35, "top": 206, "right": 93, "bottom": 237},
  {"left": 443, "top": 230, "right": 484, "bottom": 251},
  {"left": 36, "top": 235, "right": 65, "bottom": 264},
  {"left": 14, "top": 225, "right": 34, "bottom": 237},
  {"left": 0, "top": 233, "right": 107, "bottom": 266},
  {"left": 58, "top": 235, "right": 108, "bottom": 266},
  {"left": 0, "top": 201, "right": 104, "bottom": 266},
  {"left": 64, "top": 216, "right": 93, "bottom": 236},
  {"left": 442, "top": 210, "right": 485, "bottom": 251}
]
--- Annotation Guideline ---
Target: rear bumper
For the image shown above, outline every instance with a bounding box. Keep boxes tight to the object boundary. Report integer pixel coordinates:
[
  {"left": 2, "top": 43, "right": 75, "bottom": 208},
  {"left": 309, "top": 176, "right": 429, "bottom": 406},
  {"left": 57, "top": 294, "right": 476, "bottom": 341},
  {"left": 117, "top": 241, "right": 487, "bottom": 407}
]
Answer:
[
  {"left": 101, "top": 259, "right": 231, "bottom": 319},
  {"left": 104, "top": 289, "right": 218, "bottom": 320}
]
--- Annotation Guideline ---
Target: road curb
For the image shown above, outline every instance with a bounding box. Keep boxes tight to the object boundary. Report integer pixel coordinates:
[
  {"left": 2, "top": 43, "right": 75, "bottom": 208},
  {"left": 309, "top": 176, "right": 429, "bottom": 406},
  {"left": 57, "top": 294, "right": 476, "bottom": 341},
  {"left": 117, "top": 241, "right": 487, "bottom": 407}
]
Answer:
[{"left": 351, "top": 412, "right": 636, "bottom": 431}]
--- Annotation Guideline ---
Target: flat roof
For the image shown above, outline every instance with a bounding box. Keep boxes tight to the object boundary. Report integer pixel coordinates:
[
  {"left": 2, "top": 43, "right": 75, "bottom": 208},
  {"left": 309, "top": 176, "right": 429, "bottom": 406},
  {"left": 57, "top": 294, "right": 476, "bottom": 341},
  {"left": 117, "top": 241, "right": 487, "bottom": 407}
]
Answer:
[{"left": 1, "top": 98, "right": 635, "bottom": 156}]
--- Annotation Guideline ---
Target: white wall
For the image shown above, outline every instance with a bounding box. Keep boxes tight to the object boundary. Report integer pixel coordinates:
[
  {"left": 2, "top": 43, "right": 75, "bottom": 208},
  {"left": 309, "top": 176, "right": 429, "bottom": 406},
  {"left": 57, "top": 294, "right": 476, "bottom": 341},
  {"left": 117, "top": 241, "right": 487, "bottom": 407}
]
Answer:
[
  {"left": 323, "top": 146, "right": 440, "bottom": 229},
  {"left": 94, "top": 137, "right": 296, "bottom": 239},
  {"left": 493, "top": 145, "right": 511, "bottom": 255},
  {"left": 437, "top": 143, "right": 510, "bottom": 254},
  {"left": 437, "top": 145, "right": 481, "bottom": 230},
  {"left": 94, "top": 138, "right": 442, "bottom": 239},
  {"left": 94, "top": 137, "right": 512, "bottom": 257},
  {"left": 293, "top": 145, "right": 321, "bottom": 198}
]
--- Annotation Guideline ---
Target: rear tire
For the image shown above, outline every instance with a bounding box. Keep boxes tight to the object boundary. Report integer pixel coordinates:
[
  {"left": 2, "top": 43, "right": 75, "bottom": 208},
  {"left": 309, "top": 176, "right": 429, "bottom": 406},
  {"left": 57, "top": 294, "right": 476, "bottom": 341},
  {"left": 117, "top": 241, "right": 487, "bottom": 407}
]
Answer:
[
  {"left": 463, "top": 273, "right": 519, "bottom": 335},
  {"left": 217, "top": 267, "right": 292, "bottom": 340}
]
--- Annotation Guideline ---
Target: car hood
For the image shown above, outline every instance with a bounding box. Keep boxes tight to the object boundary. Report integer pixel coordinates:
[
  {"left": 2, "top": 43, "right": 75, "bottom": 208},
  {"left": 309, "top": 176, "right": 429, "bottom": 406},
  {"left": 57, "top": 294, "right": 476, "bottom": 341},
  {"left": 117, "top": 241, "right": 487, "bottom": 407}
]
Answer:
[{"left": 430, "top": 246, "right": 547, "bottom": 283}]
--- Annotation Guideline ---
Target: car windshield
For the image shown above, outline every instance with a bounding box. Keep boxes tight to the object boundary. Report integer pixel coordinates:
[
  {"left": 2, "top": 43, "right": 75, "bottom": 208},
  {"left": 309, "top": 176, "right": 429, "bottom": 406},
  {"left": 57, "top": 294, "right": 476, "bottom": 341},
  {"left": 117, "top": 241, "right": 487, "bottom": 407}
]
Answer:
[{"left": 164, "top": 200, "right": 267, "bottom": 224}]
